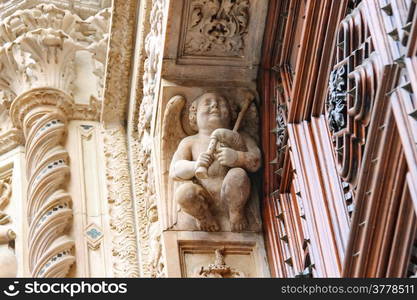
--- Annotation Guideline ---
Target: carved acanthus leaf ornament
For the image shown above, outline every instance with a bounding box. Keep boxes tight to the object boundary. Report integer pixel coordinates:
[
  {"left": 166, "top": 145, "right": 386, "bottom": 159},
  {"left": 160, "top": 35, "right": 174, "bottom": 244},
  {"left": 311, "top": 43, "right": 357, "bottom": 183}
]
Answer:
[{"left": 184, "top": 0, "right": 250, "bottom": 56}]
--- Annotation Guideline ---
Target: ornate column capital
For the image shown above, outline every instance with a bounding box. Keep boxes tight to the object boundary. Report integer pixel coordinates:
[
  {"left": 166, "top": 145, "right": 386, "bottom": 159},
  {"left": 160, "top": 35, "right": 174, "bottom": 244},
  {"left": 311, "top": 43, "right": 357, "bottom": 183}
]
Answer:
[
  {"left": 0, "top": 3, "right": 110, "bottom": 119},
  {"left": 0, "top": 28, "right": 81, "bottom": 103},
  {"left": 9, "top": 88, "right": 73, "bottom": 130}
]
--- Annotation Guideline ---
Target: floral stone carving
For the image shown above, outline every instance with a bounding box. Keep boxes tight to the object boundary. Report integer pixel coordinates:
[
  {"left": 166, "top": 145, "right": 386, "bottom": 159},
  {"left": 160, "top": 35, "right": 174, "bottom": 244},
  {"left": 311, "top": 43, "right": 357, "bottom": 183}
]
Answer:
[
  {"left": 196, "top": 248, "right": 244, "bottom": 278},
  {"left": 184, "top": 0, "right": 250, "bottom": 56}
]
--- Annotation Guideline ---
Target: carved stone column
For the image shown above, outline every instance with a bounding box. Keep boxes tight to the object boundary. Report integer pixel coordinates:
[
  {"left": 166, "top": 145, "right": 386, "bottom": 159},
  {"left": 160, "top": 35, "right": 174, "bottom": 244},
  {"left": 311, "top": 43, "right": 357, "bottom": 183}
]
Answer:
[
  {"left": 10, "top": 89, "right": 75, "bottom": 277},
  {"left": 0, "top": 3, "right": 110, "bottom": 277},
  {"left": 0, "top": 28, "right": 80, "bottom": 277}
]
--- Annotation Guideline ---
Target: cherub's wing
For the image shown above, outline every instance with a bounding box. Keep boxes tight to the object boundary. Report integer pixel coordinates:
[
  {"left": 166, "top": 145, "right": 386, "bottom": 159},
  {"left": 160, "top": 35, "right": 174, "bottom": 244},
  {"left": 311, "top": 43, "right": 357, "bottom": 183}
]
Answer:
[{"left": 160, "top": 95, "right": 187, "bottom": 229}]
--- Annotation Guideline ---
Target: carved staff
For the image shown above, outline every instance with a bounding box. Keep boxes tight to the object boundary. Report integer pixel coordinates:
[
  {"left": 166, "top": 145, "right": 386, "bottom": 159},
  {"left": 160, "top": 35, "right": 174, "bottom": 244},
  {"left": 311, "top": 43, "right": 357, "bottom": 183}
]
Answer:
[{"left": 195, "top": 92, "right": 255, "bottom": 179}]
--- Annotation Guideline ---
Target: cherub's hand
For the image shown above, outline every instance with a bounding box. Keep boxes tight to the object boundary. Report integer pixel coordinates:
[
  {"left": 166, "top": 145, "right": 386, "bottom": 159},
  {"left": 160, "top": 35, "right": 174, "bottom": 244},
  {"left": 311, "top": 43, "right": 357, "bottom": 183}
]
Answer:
[
  {"left": 216, "top": 147, "right": 238, "bottom": 167},
  {"left": 196, "top": 152, "right": 213, "bottom": 169},
  {"left": 211, "top": 128, "right": 234, "bottom": 141}
]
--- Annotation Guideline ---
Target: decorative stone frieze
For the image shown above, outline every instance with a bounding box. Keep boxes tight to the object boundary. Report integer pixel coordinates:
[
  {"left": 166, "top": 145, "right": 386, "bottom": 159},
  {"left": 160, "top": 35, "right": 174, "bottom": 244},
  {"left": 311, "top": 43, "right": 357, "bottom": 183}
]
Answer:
[
  {"left": 184, "top": 0, "right": 250, "bottom": 57},
  {"left": 126, "top": 0, "right": 167, "bottom": 278},
  {"left": 103, "top": 127, "right": 140, "bottom": 277}
]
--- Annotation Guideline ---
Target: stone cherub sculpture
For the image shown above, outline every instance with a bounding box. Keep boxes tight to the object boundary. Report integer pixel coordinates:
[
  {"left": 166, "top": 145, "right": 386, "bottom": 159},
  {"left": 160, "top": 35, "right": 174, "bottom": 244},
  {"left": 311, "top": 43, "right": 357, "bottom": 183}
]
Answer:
[{"left": 168, "top": 91, "right": 261, "bottom": 232}]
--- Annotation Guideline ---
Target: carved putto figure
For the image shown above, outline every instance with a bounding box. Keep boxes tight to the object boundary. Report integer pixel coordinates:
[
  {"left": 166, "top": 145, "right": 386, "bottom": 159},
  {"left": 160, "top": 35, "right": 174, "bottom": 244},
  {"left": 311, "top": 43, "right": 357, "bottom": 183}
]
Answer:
[{"left": 168, "top": 91, "right": 261, "bottom": 232}]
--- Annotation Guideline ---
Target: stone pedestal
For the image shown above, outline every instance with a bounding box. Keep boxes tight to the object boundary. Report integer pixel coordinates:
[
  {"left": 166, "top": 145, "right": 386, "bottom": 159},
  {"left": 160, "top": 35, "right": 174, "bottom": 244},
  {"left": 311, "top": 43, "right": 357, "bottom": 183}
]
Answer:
[{"left": 163, "top": 231, "right": 270, "bottom": 278}]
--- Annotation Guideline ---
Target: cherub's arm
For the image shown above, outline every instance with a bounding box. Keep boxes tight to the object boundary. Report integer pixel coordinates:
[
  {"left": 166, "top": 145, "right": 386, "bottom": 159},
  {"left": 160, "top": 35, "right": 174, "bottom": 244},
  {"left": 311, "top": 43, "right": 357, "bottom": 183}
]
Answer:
[
  {"left": 169, "top": 138, "right": 196, "bottom": 181},
  {"left": 216, "top": 132, "right": 261, "bottom": 173},
  {"left": 235, "top": 133, "right": 261, "bottom": 172}
]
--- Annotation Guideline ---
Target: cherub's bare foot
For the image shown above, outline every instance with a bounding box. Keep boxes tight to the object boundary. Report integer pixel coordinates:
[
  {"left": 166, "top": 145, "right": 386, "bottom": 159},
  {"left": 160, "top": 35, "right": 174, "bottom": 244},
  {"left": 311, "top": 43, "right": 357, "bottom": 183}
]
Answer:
[
  {"left": 230, "top": 211, "right": 247, "bottom": 232},
  {"left": 196, "top": 215, "right": 219, "bottom": 232}
]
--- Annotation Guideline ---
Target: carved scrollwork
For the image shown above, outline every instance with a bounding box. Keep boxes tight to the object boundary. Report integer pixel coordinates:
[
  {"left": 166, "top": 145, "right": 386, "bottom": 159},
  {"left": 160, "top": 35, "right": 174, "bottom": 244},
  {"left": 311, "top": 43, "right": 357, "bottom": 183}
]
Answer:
[
  {"left": 327, "top": 6, "right": 377, "bottom": 186},
  {"left": 184, "top": 0, "right": 250, "bottom": 56}
]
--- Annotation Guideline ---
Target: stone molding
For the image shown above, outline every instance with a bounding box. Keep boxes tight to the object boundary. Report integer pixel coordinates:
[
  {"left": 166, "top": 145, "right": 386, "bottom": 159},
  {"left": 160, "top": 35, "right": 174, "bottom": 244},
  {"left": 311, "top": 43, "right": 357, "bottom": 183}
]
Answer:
[{"left": 103, "top": 126, "right": 140, "bottom": 277}]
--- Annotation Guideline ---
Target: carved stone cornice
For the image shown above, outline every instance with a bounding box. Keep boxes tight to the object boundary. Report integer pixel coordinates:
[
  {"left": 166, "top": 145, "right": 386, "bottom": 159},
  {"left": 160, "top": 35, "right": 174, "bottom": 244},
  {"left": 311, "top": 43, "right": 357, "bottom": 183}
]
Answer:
[
  {"left": 0, "top": 3, "right": 110, "bottom": 47},
  {"left": 0, "top": 4, "right": 110, "bottom": 94}
]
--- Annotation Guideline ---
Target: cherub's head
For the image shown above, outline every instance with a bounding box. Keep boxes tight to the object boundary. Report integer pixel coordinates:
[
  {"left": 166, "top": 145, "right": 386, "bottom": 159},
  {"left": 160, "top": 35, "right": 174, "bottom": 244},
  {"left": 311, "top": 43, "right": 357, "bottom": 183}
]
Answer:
[{"left": 189, "top": 92, "right": 236, "bottom": 132}]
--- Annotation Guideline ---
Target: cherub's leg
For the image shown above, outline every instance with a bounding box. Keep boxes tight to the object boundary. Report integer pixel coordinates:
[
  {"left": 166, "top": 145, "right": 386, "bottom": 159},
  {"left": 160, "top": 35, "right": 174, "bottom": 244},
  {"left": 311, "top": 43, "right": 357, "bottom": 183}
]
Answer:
[
  {"left": 175, "top": 182, "right": 219, "bottom": 232},
  {"left": 221, "top": 168, "right": 250, "bottom": 232}
]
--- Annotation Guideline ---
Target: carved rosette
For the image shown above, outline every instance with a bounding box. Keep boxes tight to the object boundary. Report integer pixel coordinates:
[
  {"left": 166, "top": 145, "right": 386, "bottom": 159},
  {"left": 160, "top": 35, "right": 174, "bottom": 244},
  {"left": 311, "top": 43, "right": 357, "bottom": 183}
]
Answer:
[{"left": 10, "top": 88, "right": 75, "bottom": 277}]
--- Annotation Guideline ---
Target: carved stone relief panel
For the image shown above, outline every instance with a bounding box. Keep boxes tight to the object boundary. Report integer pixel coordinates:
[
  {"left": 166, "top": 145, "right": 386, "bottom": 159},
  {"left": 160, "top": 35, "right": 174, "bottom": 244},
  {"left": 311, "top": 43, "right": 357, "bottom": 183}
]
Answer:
[
  {"left": 157, "top": 84, "right": 262, "bottom": 233},
  {"left": 126, "top": 0, "right": 167, "bottom": 278},
  {"left": 183, "top": 0, "right": 250, "bottom": 57},
  {"left": 162, "top": 0, "right": 268, "bottom": 81}
]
